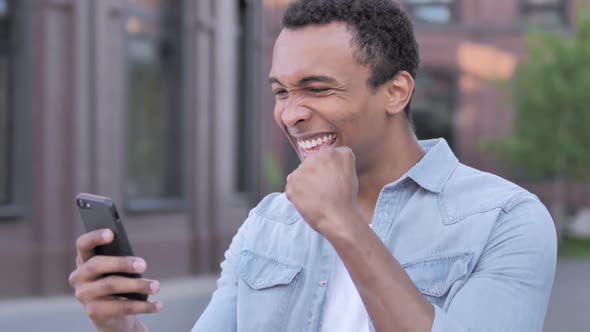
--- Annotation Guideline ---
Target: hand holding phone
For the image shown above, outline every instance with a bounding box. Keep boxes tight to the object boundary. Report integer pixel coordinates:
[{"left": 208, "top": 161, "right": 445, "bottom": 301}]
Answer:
[
  {"left": 75, "top": 193, "right": 147, "bottom": 301},
  {"left": 68, "top": 194, "right": 163, "bottom": 331}
]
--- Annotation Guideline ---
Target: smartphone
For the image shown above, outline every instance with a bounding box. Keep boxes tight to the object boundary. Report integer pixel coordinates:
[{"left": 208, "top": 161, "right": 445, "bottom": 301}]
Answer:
[{"left": 75, "top": 193, "right": 148, "bottom": 301}]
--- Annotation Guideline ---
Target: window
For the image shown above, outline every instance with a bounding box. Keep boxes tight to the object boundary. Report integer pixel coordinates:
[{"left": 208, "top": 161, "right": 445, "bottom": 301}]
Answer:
[
  {"left": 125, "top": 0, "right": 184, "bottom": 209},
  {"left": 412, "top": 70, "right": 456, "bottom": 150},
  {"left": 0, "top": 0, "right": 13, "bottom": 206},
  {"left": 405, "top": 0, "right": 458, "bottom": 24},
  {"left": 521, "top": 0, "right": 568, "bottom": 27}
]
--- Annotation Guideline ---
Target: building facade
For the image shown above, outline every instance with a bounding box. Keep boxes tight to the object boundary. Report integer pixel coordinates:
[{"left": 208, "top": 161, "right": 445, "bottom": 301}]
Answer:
[
  {"left": 0, "top": 0, "right": 588, "bottom": 298},
  {"left": 0, "top": 0, "right": 278, "bottom": 298}
]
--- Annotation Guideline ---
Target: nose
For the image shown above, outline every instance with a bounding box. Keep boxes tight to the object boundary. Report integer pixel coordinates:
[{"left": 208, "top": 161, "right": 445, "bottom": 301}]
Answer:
[{"left": 281, "top": 100, "right": 312, "bottom": 128}]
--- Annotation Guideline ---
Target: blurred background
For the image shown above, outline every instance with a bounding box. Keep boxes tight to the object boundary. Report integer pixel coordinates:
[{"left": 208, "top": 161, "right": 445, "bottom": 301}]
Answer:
[{"left": 0, "top": 0, "right": 589, "bottom": 331}]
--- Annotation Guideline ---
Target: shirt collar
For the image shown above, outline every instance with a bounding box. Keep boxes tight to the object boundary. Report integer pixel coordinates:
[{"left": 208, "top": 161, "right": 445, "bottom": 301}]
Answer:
[{"left": 405, "top": 138, "right": 459, "bottom": 193}]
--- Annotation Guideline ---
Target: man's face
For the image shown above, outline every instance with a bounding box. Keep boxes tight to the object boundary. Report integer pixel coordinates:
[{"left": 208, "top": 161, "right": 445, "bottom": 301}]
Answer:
[{"left": 269, "top": 22, "right": 390, "bottom": 171}]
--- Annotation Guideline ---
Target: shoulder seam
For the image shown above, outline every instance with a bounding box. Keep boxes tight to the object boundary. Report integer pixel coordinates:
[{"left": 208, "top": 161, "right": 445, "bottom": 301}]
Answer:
[{"left": 502, "top": 191, "right": 537, "bottom": 214}]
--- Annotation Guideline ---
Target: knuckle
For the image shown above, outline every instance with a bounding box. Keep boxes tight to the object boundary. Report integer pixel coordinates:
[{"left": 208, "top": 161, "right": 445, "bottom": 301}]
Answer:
[
  {"left": 74, "top": 287, "right": 86, "bottom": 302},
  {"left": 123, "top": 302, "right": 136, "bottom": 315},
  {"left": 341, "top": 148, "right": 354, "bottom": 160},
  {"left": 86, "top": 304, "right": 102, "bottom": 321},
  {"left": 75, "top": 236, "right": 85, "bottom": 250},
  {"left": 135, "top": 279, "right": 145, "bottom": 291},
  {"left": 68, "top": 270, "right": 78, "bottom": 287},
  {"left": 346, "top": 147, "right": 354, "bottom": 156},
  {"left": 85, "top": 259, "right": 98, "bottom": 275},
  {"left": 122, "top": 258, "right": 134, "bottom": 271},
  {"left": 101, "top": 278, "right": 115, "bottom": 293},
  {"left": 142, "top": 280, "right": 153, "bottom": 293}
]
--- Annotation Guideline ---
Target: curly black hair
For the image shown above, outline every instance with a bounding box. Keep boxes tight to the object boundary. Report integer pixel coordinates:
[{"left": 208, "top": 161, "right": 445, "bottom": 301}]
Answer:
[{"left": 282, "top": 0, "right": 420, "bottom": 118}]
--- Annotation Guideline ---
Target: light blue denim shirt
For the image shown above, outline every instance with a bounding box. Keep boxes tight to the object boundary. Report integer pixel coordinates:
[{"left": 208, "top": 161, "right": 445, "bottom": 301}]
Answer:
[{"left": 193, "top": 139, "right": 557, "bottom": 332}]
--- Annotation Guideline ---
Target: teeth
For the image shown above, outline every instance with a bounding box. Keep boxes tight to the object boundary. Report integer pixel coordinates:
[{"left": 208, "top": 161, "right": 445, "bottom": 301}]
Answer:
[{"left": 298, "top": 134, "right": 336, "bottom": 150}]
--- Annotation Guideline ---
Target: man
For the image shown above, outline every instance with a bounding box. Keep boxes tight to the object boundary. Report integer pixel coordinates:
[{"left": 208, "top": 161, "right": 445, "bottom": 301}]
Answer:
[{"left": 69, "top": 0, "right": 557, "bottom": 331}]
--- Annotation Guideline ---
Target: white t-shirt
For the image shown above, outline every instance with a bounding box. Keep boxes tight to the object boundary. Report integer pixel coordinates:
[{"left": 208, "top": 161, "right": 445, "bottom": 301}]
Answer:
[{"left": 320, "top": 250, "right": 370, "bottom": 332}]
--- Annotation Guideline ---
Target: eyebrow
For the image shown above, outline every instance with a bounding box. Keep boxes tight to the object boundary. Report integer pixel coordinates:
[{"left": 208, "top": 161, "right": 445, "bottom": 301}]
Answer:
[{"left": 268, "top": 75, "right": 339, "bottom": 86}]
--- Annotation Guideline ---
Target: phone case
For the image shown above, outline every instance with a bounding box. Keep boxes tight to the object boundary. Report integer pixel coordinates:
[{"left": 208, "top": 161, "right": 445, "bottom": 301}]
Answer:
[{"left": 76, "top": 193, "right": 148, "bottom": 301}]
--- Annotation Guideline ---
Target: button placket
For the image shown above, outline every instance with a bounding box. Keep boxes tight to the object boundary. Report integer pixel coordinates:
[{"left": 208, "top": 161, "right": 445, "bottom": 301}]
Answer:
[
  {"left": 308, "top": 236, "right": 335, "bottom": 331},
  {"left": 372, "top": 190, "right": 395, "bottom": 239},
  {"left": 376, "top": 187, "right": 405, "bottom": 242}
]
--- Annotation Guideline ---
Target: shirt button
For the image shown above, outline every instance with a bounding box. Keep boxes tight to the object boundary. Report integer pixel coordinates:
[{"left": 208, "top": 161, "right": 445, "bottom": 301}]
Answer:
[
  {"left": 319, "top": 280, "right": 328, "bottom": 287},
  {"left": 434, "top": 283, "right": 444, "bottom": 293}
]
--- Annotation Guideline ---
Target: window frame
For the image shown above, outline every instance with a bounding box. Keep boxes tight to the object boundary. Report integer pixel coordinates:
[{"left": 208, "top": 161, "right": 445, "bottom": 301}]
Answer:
[
  {"left": 235, "top": 0, "right": 256, "bottom": 196},
  {"left": 520, "top": 0, "right": 569, "bottom": 27},
  {"left": 0, "top": 0, "right": 31, "bottom": 219},
  {"left": 122, "top": 0, "right": 187, "bottom": 213},
  {"left": 404, "top": 0, "right": 461, "bottom": 25},
  {"left": 411, "top": 68, "right": 459, "bottom": 152}
]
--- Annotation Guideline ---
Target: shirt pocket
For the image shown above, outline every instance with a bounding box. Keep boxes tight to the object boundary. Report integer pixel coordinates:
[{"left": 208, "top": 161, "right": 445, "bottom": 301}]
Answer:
[
  {"left": 403, "top": 252, "right": 473, "bottom": 308},
  {"left": 237, "top": 250, "right": 303, "bottom": 332}
]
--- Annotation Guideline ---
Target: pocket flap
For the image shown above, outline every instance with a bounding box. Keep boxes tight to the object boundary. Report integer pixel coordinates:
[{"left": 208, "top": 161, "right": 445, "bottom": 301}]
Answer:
[
  {"left": 238, "top": 250, "right": 302, "bottom": 290},
  {"left": 403, "top": 252, "right": 472, "bottom": 297}
]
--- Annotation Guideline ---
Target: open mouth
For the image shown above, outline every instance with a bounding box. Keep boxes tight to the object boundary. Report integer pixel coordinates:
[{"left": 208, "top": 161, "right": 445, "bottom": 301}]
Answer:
[{"left": 296, "top": 134, "right": 338, "bottom": 157}]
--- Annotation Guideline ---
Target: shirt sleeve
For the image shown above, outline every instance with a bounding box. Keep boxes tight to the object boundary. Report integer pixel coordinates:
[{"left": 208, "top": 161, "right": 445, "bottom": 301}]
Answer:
[
  {"left": 191, "top": 212, "right": 251, "bottom": 332},
  {"left": 430, "top": 195, "right": 557, "bottom": 332}
]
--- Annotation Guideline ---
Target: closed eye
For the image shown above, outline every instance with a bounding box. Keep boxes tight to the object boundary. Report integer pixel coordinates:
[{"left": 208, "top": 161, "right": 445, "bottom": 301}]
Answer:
[
  {"left": 307, "top": 87, "right": 332, "bottom": 94},
  {"left": 273, "top": 88, "right": 288, "bottom": 97}
]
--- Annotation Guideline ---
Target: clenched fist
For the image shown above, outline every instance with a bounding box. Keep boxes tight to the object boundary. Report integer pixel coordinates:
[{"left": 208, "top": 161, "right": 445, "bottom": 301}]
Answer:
[{"left": 285, "top": 146, "right": 360, "bottom": 235}]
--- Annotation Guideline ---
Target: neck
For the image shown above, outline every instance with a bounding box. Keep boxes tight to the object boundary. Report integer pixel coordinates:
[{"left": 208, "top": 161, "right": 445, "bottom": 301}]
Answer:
[{"left": 356, "top": 122, "right": 425, "bottom": 221}]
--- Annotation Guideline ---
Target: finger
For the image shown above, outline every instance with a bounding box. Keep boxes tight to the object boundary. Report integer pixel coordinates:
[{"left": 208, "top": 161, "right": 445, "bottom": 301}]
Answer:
[
  {"left": 336, "top": 146, "right": 354, "bottom": 158},
  {"left": 76, "top": 255, "right": 84, "bottom": 267},
  {"left": 86, "top": 299, "right": 163, "bottom": 322},
  {"left": 77, "top": 256, "right": 146, "bottom": 282},
  {"left": 75, "top": 276, "right": 159, "bottom": 302},
  {"left": 76, "top": 229, "right": 114, "bottom": 263}
]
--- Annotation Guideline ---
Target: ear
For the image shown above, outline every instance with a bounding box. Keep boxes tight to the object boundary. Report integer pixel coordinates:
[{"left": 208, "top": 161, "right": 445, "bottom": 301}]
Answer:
[{"left": 384, "top": 71, "right": 415, "bottom": 116}]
